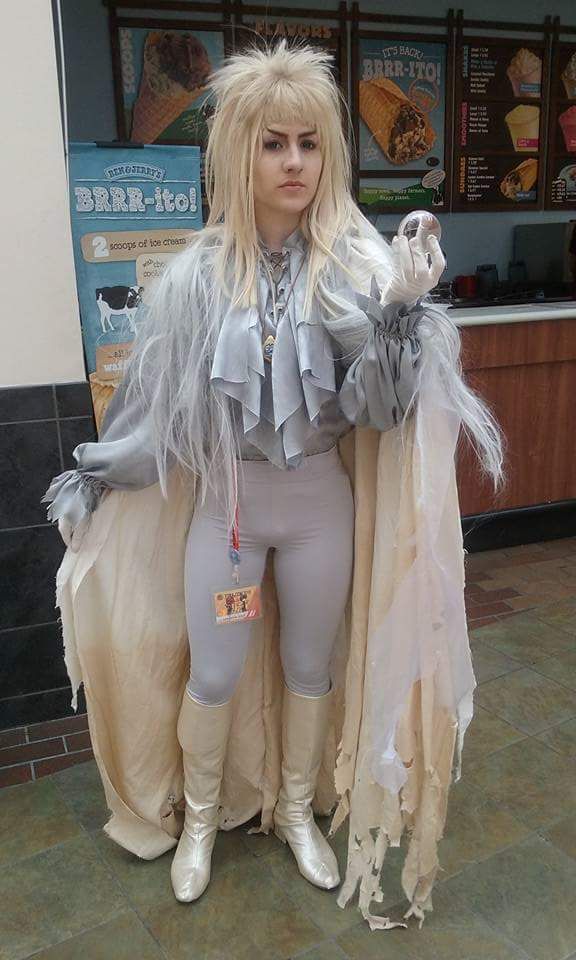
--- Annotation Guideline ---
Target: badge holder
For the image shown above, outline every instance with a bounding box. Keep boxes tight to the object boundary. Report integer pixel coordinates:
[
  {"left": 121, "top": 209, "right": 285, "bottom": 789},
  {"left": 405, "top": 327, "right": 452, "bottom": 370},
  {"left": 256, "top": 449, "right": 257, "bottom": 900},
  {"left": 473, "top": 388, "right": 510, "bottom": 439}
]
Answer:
[
  {"left": 212, "top": 463, "right": 262, "bottom": 626},
  {"left": 213, "top": 584, "right": 262, "bottom": 626}
]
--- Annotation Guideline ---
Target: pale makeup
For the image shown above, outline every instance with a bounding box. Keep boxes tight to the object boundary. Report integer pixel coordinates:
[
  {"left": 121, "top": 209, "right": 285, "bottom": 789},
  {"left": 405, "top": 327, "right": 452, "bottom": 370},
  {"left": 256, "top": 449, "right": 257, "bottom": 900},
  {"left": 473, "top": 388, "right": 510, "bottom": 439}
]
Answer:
[{"left": 253, "top": 121, "right": 323, "bottom": 251}]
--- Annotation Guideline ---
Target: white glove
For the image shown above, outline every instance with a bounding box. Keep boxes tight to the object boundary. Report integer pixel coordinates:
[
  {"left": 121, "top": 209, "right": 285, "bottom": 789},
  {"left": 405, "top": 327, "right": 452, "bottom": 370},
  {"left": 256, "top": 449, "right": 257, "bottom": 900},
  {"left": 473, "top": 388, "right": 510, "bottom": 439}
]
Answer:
[{"left": 382, "top": 221, "right": 446, "bottom": 305}]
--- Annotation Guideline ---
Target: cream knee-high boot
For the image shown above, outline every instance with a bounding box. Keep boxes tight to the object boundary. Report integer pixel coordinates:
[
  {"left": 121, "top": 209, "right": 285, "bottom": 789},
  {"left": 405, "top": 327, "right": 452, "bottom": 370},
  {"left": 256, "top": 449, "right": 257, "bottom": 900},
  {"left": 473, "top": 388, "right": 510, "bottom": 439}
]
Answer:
[
  {"left": 273, "top": 680, "right": 340, "bottom": 890},
  {"left": 170, "top": 687, "right": 233, "bottom": 903}
]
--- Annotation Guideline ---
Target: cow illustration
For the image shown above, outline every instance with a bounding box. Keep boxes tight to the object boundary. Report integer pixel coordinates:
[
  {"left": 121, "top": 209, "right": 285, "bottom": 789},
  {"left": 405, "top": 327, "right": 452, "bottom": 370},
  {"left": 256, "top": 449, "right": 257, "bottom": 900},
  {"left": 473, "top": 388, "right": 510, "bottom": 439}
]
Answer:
[{"left": 95, "top": 285, "right": 143, "bottom": 333}]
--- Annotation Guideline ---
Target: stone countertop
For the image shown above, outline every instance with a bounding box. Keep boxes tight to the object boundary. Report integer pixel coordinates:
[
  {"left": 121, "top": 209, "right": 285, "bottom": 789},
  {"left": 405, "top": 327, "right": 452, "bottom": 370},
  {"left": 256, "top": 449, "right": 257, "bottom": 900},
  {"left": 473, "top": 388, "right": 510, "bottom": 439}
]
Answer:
[{"left": 446, "top": 301, "right": 576, "bottom": 327}]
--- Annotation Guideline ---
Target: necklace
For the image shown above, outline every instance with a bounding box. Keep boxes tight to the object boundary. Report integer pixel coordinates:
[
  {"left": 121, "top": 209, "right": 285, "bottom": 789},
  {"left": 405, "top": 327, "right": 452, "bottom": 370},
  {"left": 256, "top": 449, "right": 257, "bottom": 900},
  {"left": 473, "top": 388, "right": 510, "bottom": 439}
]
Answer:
[{"left": 257, "top": 247, "right": 306, "bottom": 362}]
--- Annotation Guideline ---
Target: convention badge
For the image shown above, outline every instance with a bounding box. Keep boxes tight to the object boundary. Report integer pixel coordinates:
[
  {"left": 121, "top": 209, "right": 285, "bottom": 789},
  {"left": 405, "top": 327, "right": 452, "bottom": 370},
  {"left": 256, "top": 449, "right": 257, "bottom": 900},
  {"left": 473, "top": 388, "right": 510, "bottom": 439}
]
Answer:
[{"left": 213, "top": 584, "right": 262, "bottom": 626}]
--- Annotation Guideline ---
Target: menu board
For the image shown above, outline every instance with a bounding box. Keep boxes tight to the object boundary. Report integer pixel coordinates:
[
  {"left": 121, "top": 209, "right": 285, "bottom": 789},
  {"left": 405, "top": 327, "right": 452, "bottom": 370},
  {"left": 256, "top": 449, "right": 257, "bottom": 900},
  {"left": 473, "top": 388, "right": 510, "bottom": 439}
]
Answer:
[
  {"left": 453, "top": 40, "right": 544, "bottom": 210},
  {"left": 546, "top": 43, "right": 576, "bottom": 208},
  {"left": 356, "top": 34, "right": 450, "bottom": 210}
]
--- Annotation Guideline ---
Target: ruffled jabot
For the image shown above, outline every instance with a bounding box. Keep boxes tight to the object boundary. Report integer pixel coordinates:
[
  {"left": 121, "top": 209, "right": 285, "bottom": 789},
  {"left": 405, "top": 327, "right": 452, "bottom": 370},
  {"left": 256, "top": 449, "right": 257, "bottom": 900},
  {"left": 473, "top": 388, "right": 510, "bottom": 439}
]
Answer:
[{"left": 209, "top": 228, "right": 339, "bottom": 468}]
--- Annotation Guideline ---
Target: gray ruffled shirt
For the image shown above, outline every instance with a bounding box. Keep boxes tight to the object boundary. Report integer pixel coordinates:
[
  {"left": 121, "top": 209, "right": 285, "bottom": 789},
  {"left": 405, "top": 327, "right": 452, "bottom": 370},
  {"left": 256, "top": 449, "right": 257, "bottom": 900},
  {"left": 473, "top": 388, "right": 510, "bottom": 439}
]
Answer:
[
  {"left": 231, "top": 227, "right": 355, "bottom": 466},
  {"left": 42, "top": 226, "right": 424, "bottom": 531}
]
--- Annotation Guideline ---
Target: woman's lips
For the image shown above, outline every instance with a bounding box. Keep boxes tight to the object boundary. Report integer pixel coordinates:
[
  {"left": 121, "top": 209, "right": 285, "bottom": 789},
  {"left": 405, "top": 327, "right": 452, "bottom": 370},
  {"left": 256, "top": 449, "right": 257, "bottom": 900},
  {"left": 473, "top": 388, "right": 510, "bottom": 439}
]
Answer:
[{"left": 279, "top": 183, "right": 305, "bottom": 190}]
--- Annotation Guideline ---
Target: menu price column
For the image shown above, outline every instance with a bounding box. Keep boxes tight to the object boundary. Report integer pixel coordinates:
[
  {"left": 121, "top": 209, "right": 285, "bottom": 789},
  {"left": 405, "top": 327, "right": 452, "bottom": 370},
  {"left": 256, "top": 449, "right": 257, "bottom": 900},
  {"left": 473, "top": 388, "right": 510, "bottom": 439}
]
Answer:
[{"left": 453, "top": 37, "right": 545, "bottom": 210}]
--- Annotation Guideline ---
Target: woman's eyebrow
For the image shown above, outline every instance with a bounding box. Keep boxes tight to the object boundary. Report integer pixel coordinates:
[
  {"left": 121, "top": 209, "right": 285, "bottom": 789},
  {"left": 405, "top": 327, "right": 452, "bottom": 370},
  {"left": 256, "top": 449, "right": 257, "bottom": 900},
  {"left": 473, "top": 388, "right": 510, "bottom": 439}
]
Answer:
[{"left": 265, "top": 128, "right": 318, "bottom": 137}]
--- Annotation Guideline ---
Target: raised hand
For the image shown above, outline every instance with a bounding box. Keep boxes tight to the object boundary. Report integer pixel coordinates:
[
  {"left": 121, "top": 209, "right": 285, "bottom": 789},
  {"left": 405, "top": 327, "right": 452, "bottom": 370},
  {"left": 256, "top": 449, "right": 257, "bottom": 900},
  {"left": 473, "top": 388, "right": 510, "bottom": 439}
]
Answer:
[{"left": 382, "top": 221, "right": 446, "bottom": 305}]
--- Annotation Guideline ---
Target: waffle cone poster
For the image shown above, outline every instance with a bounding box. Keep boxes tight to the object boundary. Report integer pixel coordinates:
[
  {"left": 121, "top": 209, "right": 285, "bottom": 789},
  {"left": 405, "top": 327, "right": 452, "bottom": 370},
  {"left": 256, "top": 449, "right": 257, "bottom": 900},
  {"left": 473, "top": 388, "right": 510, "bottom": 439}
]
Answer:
[
  {"left": 118, "top": 27, "right": 225, "bottom": 146},
  {"left": 68, "top": 144, "right": 202, "bottom": 430},
  {"left": 357, "top": 38, "right": 447, "bottom": 207}
]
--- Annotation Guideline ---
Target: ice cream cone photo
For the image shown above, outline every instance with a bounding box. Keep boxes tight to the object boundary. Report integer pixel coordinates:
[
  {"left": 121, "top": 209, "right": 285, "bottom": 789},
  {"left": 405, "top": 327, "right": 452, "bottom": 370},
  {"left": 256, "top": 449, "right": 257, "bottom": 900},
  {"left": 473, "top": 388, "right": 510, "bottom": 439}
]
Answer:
[
  {"left": 130, "top": 30, "right": 212, "bottom": 143},
  {"left": 88, "top": 372, "right": 117, "bottom": 432}
]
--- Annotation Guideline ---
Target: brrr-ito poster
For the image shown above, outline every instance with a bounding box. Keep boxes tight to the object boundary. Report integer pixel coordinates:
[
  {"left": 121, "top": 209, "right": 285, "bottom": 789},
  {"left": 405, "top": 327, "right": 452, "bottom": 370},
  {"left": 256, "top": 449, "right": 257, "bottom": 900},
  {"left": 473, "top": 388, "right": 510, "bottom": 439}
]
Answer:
[
  {"left": 68, "top": 143, "right": 202, "bottom": 430},
  {"left": 357, "top": 37, "right": 448, "bottom": 208}
]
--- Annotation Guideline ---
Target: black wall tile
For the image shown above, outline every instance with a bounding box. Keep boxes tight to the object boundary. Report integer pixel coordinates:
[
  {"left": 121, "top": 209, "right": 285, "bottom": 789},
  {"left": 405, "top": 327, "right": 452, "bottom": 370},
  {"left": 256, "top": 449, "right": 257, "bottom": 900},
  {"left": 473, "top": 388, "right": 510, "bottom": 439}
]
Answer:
[
  {"left": 55, "top": 382, "right": 94, "bottom": 419},
  {"left": 0, "top": 623, "right": 68, "bottom": 699},
  {"left": 0, "top": 526, "right": 65, "bottom": 630},
  {"left": 0, "top": 685, "right": 87, "bottom": 730},
  {"left": 0, "top": 386, "right": 56, "bottom": 424},
  {"left": 0, "top": 421, "right": 61, "bottom": 528},
  {"left": 59, "top": 417, "right": 98, "bottom": 471}
]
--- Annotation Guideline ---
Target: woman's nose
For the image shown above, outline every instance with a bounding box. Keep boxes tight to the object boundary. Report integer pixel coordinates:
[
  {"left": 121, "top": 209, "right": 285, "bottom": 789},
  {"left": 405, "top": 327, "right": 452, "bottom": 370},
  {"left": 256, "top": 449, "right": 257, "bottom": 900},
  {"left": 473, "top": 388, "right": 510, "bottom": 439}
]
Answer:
[{"left": 283, "top": 145, "right": 304, "bottom": 169}]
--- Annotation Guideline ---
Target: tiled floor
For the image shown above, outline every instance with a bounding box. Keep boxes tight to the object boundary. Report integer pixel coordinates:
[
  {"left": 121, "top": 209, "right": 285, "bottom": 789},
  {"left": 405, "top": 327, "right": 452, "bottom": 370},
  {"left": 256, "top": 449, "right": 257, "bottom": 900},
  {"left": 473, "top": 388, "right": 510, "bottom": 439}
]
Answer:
[{"left": 0, "top": 536, "right": 575, "bottom": 960}]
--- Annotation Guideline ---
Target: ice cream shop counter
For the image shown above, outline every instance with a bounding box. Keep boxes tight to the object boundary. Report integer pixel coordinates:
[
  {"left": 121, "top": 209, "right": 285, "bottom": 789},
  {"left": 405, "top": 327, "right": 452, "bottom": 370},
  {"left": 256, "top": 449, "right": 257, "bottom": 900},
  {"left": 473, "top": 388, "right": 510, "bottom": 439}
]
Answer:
[
  {"left": 450, "top": 300, "right": 576, "bottom": 525},
  {"left": 449, "top": 301, "right": 576, "bottom": 326}
]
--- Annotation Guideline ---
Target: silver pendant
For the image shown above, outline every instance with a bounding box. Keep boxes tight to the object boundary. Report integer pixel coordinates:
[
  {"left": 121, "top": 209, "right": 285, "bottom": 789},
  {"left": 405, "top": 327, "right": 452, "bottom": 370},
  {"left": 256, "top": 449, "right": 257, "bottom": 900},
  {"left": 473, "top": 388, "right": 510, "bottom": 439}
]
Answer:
[{"left": 263, "top": 334, "right": 275, "bottom": 362}]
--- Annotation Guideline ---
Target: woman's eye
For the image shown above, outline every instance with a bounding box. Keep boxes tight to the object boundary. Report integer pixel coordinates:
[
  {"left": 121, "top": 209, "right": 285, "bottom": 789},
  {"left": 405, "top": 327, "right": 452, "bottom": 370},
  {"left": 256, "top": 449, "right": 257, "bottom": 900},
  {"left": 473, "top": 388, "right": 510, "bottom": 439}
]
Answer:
[{"left": 263, "top": 140, "right": 318, "bottom": 150}]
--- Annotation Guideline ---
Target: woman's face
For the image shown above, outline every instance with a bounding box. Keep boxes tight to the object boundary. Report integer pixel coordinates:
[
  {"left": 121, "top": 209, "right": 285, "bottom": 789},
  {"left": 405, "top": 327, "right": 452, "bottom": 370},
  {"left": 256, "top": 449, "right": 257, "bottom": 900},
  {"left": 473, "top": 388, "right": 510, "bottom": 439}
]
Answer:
[{"left": 252, "top": 121, "right": 323, "bottom": 223}]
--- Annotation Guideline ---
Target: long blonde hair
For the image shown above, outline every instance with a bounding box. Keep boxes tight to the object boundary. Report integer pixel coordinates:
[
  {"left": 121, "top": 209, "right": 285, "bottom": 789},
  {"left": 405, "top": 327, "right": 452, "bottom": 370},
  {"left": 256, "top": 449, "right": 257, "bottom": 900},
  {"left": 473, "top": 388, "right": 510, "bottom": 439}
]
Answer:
[
  {"left": 125, "top": 39, "right": 505, "bottom": 536},
  {"left": 204, "top": 38, "right": 370, "bottom": 317}
]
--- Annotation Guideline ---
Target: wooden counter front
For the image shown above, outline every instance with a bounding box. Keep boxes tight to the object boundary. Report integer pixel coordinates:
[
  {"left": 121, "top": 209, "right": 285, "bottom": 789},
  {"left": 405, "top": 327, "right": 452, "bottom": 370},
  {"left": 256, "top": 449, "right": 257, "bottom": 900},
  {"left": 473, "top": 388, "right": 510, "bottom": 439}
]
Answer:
[{"left": 455, "top": 315, "right": 576, "bottom": 516}]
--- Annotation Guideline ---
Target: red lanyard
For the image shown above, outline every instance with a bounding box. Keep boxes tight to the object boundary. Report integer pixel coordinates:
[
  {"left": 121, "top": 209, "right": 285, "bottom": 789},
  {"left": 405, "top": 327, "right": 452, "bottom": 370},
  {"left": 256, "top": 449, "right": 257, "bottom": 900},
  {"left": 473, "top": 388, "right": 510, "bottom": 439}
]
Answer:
[{"left": 228, "top": 458, "right": 240, "bottom": 584}]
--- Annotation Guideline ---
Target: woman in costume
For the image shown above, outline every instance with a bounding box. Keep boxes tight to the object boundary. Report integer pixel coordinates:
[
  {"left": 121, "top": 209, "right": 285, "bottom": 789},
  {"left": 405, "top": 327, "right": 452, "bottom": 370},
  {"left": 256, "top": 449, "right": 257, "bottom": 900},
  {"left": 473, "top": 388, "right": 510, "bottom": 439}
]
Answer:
[{"left": 43, "top": 41, "right": 504, "bottom": 922}]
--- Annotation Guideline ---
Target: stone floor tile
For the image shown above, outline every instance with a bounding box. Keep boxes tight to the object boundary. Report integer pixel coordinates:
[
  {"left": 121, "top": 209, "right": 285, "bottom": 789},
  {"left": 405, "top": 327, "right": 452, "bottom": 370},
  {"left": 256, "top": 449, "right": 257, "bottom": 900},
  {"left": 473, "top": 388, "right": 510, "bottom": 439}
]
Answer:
[
  {"left": 52, "top": 758, "right": 109, "bottom": 831},
  {"left": 442, "top": 834, "right": 576, "bottom": 960},
  {"left": 27, "top": 911, "right": 165, "bottom": 959},
  {"left": 462, "top": 704, "right": 527, "bottom": 762},
  {"left": 475, "top": 667, "right": 576, "bottom": 735},
  {"left": 534, "top": 717, "right": 576, "bottom": 757},
  {"left": 532, "top": 649, "right": 576, "bottom": 691},
  {"left": 540, "top": 813, "right": 576, "bottom": 862},
  {"left": 262, "top": 822, "right": 370, "bottom": 937},
  {"left": 436, "top": 778, "right": 531, "bottom": 882},
  {"left": 240, "top": 817, "right": 284, "bottom": 858},
  {"left": 141, "top": 857, "right": 321, "bottom": 960},
  {"left": 91, "top": 821, "right": 249, "bottom": 912},
  {"left": 470, "top": 611, "right": 575, "bottom": 665},
  {"left": 464, "top": 737, "right": 576, "bottom": 830},
  {"left": 0, "top": 835, "right": 128, "bottom": 960},
  {"left": 470, "top": 642, "right": 523, "bottom": 684},
  {"left": 296, "top": 942, "right": 349, "bottom": 959},
  {"left": 532, "top": 597, "right": 576, "bottom": 636},
  {"left": 91, "top": 829, "right": 174, "bottom": 911},
  {"left": 0, "top": 778, "right": 82, "bottom": 867},
  {"left": 339, "top": 883, "right": 532, "bottom": 960},
  {"left": 249, "top": 908, "right": 326, "bottom": 959}
]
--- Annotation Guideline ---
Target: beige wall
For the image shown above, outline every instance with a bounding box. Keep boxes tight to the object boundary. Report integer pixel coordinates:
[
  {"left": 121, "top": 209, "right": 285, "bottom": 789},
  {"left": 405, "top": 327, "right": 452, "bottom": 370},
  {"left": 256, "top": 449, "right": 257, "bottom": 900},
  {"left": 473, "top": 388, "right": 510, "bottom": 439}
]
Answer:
[{"left": 0, "top": 0, "right": 85, "bottom": 388}]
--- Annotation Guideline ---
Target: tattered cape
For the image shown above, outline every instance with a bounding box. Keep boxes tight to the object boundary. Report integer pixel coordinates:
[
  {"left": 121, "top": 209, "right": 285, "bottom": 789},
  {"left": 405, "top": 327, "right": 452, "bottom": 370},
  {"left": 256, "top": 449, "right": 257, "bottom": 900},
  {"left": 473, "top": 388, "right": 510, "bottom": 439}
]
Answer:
[{"left": 54, "top": 363, "right": 475, "bottom": 932}]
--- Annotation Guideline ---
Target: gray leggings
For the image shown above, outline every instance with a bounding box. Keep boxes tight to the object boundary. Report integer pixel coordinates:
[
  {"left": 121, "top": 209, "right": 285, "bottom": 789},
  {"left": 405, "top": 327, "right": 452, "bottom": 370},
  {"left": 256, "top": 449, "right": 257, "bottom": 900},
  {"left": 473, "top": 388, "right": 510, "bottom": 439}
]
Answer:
[{"left": 184, "top": 446, "right": 355, "bottom": 705}]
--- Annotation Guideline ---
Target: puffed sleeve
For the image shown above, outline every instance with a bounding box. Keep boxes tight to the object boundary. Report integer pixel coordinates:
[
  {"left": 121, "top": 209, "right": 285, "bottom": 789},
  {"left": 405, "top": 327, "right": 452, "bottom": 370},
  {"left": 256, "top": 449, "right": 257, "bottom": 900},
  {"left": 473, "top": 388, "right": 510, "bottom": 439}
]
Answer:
[
  {"left": 41, "top": 368, "right": 174, "bottom": 536},
  {"left": 337, "top": 284, "right": 424, "bottom": 433}
]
